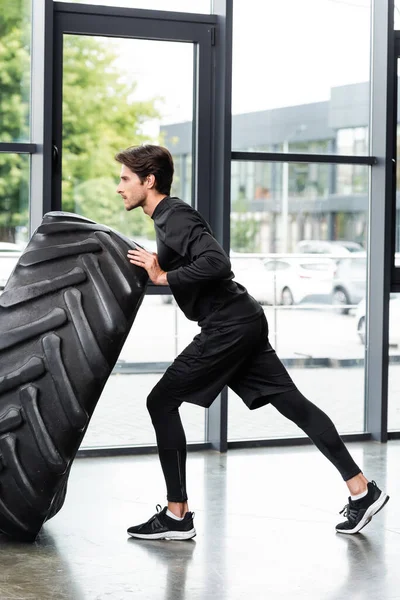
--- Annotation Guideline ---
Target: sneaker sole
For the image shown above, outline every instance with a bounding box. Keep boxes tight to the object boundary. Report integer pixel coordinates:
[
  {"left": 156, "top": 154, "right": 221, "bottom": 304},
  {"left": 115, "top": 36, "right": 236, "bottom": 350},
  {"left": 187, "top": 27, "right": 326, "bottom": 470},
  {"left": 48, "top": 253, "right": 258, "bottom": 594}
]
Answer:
[
  {"left": 128, "top": 528, "right": 196, "bottom": 540},
  {"left": 336, "top": 492, "right": 390, "bottom": 535}
]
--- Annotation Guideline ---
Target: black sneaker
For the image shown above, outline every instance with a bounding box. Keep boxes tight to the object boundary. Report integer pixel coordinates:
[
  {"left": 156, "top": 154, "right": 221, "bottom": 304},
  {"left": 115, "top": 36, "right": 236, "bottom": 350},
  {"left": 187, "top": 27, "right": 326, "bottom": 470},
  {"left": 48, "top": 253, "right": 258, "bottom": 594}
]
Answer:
[
  {"left": 336, "top": 481, "right": 389, "bottom": 534},
  {"left": 127, "top": 505, "right": 196, "bottom": 540}
]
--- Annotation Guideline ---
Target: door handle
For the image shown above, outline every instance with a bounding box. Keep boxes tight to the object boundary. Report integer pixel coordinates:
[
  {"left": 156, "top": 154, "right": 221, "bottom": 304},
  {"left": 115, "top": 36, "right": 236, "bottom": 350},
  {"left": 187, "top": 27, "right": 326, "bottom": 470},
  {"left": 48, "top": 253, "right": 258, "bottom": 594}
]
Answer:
[{"left": 52, "top": 144, "right": 59, "bottom": 170}]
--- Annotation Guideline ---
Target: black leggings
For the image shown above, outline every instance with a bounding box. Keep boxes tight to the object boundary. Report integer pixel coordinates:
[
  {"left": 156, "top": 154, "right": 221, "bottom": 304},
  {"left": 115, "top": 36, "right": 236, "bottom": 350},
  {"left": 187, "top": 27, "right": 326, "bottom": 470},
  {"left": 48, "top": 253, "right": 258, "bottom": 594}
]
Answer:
[{"left": 146, "top": 387, "right": 361, "bottom": 503}]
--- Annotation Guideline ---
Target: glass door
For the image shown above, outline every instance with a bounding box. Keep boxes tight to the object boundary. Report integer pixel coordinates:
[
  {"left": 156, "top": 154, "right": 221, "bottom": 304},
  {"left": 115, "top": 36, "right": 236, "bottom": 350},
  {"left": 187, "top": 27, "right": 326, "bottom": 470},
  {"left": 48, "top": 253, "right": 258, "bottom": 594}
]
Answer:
[
  {"left": 60, "top": 35, "right": 195, "bottom": 231},
  {"left": 52, "top": 4, "right": 215, "bottom": 449},
  {"left": 388, "top": 54, "right": 400, "bottom": 432}
]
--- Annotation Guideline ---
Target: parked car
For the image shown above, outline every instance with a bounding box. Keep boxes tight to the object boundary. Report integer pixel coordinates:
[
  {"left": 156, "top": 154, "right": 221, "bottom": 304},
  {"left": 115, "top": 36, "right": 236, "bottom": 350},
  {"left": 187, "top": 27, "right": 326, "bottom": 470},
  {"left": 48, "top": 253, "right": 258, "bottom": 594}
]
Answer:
[
  {"left": 355, "top": 294, "right": 400, "bottom": 345},
  {"left": 296, "top": 240, "right": 364, "bottom": 257},
  {"left": 0, "top": 242, "right": 23, "bottom": 290},
  {"left": 261, "top": 257, "right": 336, "bottom": 305},
  {"left": 331, "top": 253, "right": 367, "bottom": 314}
]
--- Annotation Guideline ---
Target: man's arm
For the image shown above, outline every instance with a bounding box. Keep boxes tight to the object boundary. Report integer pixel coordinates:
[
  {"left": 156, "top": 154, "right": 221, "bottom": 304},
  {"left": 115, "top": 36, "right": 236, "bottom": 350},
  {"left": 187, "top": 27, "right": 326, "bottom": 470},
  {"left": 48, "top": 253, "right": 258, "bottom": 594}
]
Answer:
[
  {"left": 127, "top": 208, "right": 232, "bottom": 286},
  {"left": 167, "top": 230, "right": 231, "bottom": 287},
  {"left": 127, "top": 248, "right": 168, "bottom": 285},
  {"left": 165, "top": 210, "right": 232, "bottom": 287}
]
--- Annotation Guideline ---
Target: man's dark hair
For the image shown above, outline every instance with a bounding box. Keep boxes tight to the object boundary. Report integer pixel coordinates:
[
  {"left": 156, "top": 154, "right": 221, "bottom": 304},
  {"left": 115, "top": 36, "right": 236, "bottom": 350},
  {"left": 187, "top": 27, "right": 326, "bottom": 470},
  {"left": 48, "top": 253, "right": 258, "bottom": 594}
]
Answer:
[{"left": 115, "top": 144, "right": 174, "bottom": 195}]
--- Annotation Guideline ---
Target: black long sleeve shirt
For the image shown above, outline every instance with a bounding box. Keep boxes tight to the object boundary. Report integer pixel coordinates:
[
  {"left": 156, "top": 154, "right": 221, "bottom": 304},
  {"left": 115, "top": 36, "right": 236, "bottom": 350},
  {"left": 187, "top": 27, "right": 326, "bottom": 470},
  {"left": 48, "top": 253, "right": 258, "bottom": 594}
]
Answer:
[{"left": 152, "top": 196, "right": 263, "bottom": 327}]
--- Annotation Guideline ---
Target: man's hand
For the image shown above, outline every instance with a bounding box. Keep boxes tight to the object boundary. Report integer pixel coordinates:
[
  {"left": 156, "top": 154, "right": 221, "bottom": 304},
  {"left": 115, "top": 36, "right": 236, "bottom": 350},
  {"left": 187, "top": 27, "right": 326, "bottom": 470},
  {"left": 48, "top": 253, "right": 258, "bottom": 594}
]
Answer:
[{"left": 127, "top": 247, "right": 168, "bottom": 286}]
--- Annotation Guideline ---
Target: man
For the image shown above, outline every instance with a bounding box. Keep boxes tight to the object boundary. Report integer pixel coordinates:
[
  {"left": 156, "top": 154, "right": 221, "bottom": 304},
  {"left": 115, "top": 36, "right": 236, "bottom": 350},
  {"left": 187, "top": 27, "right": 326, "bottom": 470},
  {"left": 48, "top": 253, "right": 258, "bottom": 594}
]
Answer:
[{"left": 115, "top": 144, "right": 389, "bottom": 540}]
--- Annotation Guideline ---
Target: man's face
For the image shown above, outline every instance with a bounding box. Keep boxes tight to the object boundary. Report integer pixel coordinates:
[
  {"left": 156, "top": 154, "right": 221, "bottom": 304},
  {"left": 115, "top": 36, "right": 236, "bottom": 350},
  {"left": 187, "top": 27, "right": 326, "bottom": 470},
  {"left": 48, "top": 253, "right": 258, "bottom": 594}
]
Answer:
[{"left": 116, "top": 164, "right": 147, "bottom": 211}]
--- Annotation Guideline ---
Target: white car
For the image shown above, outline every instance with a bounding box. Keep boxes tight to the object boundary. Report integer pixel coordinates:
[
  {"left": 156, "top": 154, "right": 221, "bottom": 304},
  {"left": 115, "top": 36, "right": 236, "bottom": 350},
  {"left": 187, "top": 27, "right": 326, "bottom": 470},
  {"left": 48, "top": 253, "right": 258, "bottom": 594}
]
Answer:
[
  {"left": 295, "top": 240, "right": 364, "bottom": 256},
  {"left": 355, "top": 294, "right": 400, "bottom": 345},
  {"left": 262, "top": 258, "right": 336, "bottom": 305},
  {"left": 331, "top": 253, "right": 367, "bottom": 314},
  {"left": 161, "top": 252, "right": 335, "bottom": 307},
  {"left": 0, "top": 242, "right": 23, "bottom": 290}
]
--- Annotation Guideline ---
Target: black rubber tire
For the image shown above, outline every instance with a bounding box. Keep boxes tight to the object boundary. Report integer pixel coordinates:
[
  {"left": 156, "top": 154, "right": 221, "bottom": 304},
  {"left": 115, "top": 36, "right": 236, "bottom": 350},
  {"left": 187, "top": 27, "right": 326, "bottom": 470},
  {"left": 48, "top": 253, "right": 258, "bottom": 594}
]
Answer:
[{"left": 0, "top": 212, "right": 148, "bottom": 541}]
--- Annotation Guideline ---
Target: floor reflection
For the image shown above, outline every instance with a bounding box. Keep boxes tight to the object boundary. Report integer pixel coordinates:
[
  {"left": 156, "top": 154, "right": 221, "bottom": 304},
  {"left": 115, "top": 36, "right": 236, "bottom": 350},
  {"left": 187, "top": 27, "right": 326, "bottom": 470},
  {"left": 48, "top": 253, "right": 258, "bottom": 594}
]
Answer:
[
  {"left": 127, "top": 538, "right": 196, "bottom": 600},
  {"left": 0, "top": 529, "right": 84, "bottom": 600}
]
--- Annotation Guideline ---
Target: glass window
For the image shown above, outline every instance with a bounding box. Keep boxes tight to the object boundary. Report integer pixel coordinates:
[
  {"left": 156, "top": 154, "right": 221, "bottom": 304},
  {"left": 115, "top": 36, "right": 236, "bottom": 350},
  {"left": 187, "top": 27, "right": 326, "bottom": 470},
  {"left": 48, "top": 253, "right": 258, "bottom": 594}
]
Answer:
[
  {"left": 390, "top": 77, "right": 400, "bottom": 427},
  {"left": 0, "top": 0, "right": 31, "bottom": 142},
  {"left": 0, "top": 154, "right": 30, "bottom": 244},
  {"left": 395, "top": 110, "right": 400, "bottom": 252},
  {"left": 82, "top": 296, "right": 205, "bottom": 448},
  {"left": 230, "top": 161, "right": 369, "bottom": 255},
  {"left": 336, "top": 164, "right": 369, "bottom": 195},
  {"left": 337, "top": 128, "right": 368, "bottom": 157},
  {"left": 61, "top": 35, "right": 194, "bottom": 247},
  {"left": 388, "top": 293, "right": 400, "bottom": 431},
  {"left": 395, "top": 1, "right": 400, "bottom": 29},
  {"left": 228, "top": 161, "right": 369, "bottom": 441},
  {"left": 232, "top": 0, "right": 371, "bottom": 155},
  {"left": 0, "top": 154, "right": 29, "bottom": 288},
  {"left": 57, "top": 0, "right": 212, "bottom": 12}
]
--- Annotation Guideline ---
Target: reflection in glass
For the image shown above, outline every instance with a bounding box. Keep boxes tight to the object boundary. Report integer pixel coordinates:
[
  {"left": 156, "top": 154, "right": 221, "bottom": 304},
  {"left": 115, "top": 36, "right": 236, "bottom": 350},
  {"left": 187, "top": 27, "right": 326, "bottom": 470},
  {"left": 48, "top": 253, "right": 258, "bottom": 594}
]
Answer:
[
  {"left": 62, "top": 35, "right": 194, "bottom": 246},
  {"left": 0, "top": 0, "right": 31, "bottom": 142}
]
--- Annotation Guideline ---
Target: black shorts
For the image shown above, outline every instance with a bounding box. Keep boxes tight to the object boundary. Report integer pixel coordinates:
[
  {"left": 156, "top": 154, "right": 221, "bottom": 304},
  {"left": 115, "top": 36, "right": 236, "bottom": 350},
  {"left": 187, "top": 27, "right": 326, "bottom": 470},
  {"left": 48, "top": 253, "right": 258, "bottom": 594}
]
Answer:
[{"left": 156, "top": 312, "right": 297, "bottom": 410}]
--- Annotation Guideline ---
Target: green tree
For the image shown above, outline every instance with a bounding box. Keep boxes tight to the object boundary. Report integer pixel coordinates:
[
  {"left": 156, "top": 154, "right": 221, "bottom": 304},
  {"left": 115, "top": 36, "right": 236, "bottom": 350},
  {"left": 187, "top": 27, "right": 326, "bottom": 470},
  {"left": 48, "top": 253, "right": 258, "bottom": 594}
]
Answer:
[
  {"left": 61, "top": 35, "right": 160, "bottom": 223},
  {"left": 0, "top": 0, "right": 30, "bottom": 241},
  {"left": 0, "top": 5, "right": 160, "bottom": 241}
]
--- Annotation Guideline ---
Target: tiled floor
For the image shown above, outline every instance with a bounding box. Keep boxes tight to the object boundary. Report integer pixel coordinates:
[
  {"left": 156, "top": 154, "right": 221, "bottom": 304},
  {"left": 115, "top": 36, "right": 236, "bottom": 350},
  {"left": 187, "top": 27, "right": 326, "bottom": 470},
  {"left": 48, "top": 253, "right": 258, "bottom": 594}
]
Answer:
[{"left": 0, "top": 441, "right": 399, "bottom": 599}]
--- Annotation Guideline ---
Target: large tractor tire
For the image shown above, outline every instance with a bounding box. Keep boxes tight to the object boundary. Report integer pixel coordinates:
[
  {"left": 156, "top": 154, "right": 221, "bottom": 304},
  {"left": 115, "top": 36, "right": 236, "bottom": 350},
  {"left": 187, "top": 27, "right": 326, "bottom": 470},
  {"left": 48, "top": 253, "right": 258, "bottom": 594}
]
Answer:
[{"left": 0, "top": 212, "right": 148, "bottom": 541}]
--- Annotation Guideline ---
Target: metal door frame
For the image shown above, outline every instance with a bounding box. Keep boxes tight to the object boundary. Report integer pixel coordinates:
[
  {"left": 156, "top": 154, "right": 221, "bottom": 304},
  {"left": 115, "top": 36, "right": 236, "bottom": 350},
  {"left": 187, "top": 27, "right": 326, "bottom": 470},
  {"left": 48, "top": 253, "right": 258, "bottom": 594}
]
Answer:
[
  {"left": 51, "top": 2, "right": 216, "bottom": 222},
  {"left": 43, "top": 2, "right": 225, "bottom": 453}
]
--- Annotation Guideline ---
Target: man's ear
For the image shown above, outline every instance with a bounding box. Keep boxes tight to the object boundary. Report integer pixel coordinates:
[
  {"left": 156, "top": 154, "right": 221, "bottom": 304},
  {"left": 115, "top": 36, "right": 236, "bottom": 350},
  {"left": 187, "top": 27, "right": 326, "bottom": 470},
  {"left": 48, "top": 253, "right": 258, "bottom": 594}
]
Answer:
[{"left": 147, "top": 174, "right": 156, "bottom": 189}]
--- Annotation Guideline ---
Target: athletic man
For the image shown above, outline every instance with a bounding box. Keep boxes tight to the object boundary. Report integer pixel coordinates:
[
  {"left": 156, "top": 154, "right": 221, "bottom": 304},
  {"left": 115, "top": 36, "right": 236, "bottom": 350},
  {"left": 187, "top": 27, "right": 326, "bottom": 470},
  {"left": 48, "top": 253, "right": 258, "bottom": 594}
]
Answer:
[{"left": 115, "top": 144, "right": 389, "bottom": 539}]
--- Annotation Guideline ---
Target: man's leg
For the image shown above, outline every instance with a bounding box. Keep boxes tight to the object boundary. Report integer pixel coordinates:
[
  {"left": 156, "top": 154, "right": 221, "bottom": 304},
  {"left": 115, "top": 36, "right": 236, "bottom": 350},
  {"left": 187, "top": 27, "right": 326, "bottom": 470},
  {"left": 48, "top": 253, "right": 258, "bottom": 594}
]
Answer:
[
  {"left": 269, "top": 388, "right": 362, "bottom": 485},
  {"left": 140, "top": 321, "right": 260, "bottom": 518},
  {"left": 126, "top": 381, "right": 196, "bottom": 539},
  {"left": 226, "top": 313, "right": 389, "bottom": 534},
  {"left": 268, "top": 388, "right": 389, "bottom": 533},
  {"left": 146, "top": 382, "right": 189, "bottom": 517}
]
